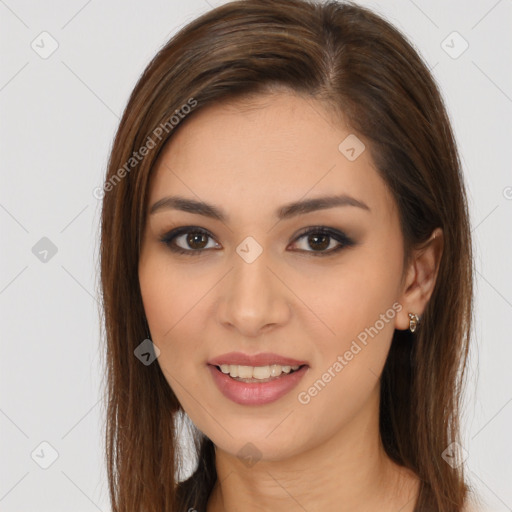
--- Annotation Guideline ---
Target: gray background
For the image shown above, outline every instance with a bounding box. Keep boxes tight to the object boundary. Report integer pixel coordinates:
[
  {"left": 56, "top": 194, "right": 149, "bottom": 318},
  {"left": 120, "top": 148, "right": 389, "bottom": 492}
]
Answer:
[{"left": 1, "top": 0, "right": 511, "bottom": 510}]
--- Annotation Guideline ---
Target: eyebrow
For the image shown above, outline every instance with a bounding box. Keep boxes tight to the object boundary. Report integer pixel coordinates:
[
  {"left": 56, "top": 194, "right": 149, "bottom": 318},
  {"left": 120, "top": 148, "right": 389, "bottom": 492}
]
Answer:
[{"left": 149, "top": 194, "right": 371, "bottom": 221}]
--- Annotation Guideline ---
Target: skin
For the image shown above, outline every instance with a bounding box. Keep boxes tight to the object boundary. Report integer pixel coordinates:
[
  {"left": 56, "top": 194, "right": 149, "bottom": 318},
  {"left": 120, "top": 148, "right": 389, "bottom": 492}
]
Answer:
[{"left": 138, "top": 90, "right": 444, "bottom": 511}]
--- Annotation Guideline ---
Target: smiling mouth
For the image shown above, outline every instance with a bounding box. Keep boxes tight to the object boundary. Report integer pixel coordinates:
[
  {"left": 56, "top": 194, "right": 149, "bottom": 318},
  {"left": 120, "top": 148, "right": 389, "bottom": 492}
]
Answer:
[
  {"left": 213, "top": 363, "right": 307, "bottom": 383},
  {"left": 208, "top": 362, "right": 309, "bottom": 405}
]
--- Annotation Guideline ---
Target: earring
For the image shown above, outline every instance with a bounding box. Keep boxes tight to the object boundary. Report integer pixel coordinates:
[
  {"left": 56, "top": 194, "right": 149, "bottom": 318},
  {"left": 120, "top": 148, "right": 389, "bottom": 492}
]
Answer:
[{"left": 408, "top": 313, "right": 420, "bottom": 333}]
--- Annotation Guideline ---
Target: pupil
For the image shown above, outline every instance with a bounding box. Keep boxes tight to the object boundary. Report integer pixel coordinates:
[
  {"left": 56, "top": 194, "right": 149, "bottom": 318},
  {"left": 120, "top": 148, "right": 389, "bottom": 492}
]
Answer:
[{"left": 309, "top": 234, "right": 329, "bottom": 251}]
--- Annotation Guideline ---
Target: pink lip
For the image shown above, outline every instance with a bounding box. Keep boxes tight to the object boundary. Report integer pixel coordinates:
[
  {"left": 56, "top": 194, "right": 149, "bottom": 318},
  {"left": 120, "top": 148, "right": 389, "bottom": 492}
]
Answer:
[{"left": 208, "top": 351, "right": 308, "bottom": 367}]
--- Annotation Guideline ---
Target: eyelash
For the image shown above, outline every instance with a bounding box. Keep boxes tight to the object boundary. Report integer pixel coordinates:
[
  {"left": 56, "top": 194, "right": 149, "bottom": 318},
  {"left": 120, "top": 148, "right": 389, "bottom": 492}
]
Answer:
[{"left": 159, "top": 226, "right": 355, "bottom": 257}]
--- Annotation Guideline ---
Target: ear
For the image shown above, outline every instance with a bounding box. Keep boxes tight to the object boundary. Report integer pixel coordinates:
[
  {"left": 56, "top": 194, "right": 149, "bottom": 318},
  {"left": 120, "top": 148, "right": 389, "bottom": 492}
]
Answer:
[{"left": 395, "top": 228, "right": 444, "bottom": 331}]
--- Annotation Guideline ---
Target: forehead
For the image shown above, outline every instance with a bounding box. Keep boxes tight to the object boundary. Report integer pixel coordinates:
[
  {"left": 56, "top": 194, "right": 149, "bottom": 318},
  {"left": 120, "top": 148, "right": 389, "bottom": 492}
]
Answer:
[{"left": 148, "top": 92, "right": 396, "bottom": 223}]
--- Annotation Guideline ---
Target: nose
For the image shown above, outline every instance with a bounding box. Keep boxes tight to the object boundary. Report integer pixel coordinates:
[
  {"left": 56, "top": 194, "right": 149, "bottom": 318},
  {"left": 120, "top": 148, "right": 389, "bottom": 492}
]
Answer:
[{"left": 217, "top": 247, "right": 292, "bottom": 338}]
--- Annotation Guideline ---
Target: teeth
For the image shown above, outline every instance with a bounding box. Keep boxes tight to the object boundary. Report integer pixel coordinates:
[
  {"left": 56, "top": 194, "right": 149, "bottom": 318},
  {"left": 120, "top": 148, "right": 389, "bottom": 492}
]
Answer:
[
  {"left": 270, "top": 364, "right": 281, "bottom": 377},
  {"left": 238, "top": 365, "right": 253, "bottom": 379},
  {"left": 253, "top": 366, "right": 271, "bottom": 379},
  {"left": 218, "top": 364, "right": 301, "bottom": 380}
]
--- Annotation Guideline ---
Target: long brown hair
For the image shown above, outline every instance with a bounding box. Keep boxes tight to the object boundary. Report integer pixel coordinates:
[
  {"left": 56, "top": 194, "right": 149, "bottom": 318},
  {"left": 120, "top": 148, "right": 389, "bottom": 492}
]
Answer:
[{"left": 98, "top": 1, "right": 474, "bottom": 510}]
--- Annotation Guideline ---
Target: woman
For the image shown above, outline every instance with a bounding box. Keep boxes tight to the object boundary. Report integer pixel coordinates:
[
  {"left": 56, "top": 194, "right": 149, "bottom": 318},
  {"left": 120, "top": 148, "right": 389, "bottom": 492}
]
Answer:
[{"left": 99, "top": 0, "right": 476, "bottom": 510}]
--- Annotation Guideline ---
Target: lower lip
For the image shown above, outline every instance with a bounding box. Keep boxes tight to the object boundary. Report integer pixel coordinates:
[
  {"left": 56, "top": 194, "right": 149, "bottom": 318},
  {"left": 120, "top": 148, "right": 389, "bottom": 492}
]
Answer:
[{"left": 208, "top": 364, "right": 308, "bottom": 406}]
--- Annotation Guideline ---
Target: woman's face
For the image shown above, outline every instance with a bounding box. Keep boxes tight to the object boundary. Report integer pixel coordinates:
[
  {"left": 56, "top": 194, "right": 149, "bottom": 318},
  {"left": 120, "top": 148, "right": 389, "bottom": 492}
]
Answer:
[{"left": 139, "top": 91, "right": 411, "bottom": 461}]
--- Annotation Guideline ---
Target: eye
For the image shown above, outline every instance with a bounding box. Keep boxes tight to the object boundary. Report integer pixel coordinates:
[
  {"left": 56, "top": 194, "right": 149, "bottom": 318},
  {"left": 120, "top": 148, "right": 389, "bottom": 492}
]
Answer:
[
  {"left": 160, "top": 226, "right": 355, "bottom": 257},
  {"left": 289, "top": 226, "right": 354, "bottom": 256},
  {"left": 160, "top": 226, "right": 220, "bottom": 256}
]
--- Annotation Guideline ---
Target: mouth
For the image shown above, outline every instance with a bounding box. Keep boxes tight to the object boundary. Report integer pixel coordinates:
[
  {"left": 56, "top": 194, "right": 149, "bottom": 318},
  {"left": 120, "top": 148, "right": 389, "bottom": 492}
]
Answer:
[{"left": 207, "top": 362, "right": 309, "bottom": 406}]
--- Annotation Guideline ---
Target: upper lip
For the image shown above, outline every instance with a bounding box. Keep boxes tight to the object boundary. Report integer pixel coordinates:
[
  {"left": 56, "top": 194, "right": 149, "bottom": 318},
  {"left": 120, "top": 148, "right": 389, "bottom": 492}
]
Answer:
[{"left": 208, "top": 352, "right": 308, "bottom": 367}]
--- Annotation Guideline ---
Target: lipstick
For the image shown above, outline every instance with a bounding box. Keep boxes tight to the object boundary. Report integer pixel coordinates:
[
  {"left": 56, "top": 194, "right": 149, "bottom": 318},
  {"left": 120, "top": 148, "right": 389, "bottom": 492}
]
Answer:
[{"left": 207, "top": 352, "right": 309, "bottom": 406}]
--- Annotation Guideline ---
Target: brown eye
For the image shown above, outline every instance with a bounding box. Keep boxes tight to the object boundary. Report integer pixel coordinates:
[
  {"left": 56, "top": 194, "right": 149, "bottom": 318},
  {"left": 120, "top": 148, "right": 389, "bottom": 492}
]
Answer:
[
  {"left": 160, "top": 227, "right": 220, "bottom": 256},
  {"left": 290, "top": 227, "right": 355, "bottom": 256}
]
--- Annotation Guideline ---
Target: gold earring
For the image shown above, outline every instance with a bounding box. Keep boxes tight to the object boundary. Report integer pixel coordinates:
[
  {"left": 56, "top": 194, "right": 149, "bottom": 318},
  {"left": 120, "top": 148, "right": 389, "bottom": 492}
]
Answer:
[{"left": 408, "top": 313, "right": 420, "bottom": 332}]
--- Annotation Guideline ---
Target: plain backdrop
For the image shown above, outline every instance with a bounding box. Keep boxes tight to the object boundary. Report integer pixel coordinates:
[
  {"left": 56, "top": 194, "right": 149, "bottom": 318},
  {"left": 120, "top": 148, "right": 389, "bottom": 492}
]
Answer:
[{"left": 1, "top": 0, "right": 511, "bottom": 510}]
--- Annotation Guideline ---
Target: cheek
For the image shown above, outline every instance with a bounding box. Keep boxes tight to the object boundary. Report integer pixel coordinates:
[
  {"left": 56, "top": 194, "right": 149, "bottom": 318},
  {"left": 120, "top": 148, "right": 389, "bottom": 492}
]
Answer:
[
  {"left": 139, "top": 253, "right": 205, "bottom": 341},
  {"left": 299, "top": 260, "right": 400, "bottom": 357},
  {"left": 295, "top": 248, "right": 401, "bottom": 412},
  {"left": 139, "top": 257, "right": 195, "bottom": 368},
  {"left": 138, "top": 255, "right": 213, "bottom": 403},
  {"left": 293, "top": 297, "right": 397, "bottom": 447}
]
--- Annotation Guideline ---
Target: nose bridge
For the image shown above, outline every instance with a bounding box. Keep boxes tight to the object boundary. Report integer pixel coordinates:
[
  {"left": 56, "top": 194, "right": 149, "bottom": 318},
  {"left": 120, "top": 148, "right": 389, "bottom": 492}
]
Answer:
[{"left": 218, "top": 238, "right": 290, "bottom": 335}]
